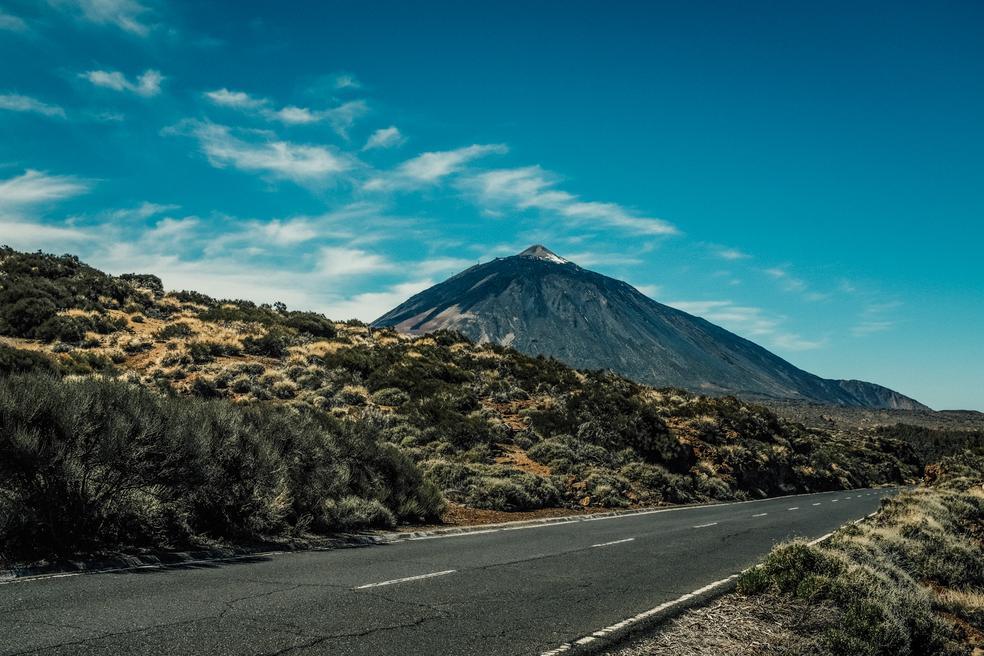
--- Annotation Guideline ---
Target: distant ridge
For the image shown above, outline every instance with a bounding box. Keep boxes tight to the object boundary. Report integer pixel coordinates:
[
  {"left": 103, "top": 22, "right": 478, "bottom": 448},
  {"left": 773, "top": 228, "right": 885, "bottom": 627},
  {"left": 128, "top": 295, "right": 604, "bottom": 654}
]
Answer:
[{"left": 374, "top": 245, "right": 929, "bottom": 410}]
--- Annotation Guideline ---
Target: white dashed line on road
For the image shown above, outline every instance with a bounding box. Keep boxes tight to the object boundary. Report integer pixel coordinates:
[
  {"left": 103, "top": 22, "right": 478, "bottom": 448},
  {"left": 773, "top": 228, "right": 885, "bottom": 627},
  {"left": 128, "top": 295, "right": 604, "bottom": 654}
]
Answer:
[
  {"left": 787, "top": 507, "right": 799, "bottom": 511},
  {"left": 812, "top": 503, "right": 821, "bottom": 506},
  {"left": 692, "top": 522, "right": 718, "bottom": 529},
  {"left": 591, "top": 538, "right": 635, "bottom": 548},
  {"left": 354, "top": 569, "right": 456, "bottom": 589},
  {"left": 752, "top": 513, "right": 768, "bottom": 517}
]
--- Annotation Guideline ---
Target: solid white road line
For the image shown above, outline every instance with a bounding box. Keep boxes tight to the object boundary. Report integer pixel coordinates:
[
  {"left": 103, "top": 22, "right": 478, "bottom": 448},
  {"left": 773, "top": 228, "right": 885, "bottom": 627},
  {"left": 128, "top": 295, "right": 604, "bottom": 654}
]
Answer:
[
  {"left": 591, "top": 538, "right": 635, "bottom": 548},
  {"left": 353, "top": 569, "right": 456, "bottom": 589},
  {"left": 692, "top": 522, "right": 718, "bottom": 529},
  {"left": 539, "top": 573, "right": 741, "bottom": 655}
]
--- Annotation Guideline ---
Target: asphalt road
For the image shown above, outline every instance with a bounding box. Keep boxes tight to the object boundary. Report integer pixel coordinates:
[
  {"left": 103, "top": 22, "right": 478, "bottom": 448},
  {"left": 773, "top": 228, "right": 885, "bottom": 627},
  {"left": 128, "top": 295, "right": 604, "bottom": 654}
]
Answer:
[{"left": 0, "top": 487, "right": 897, "bottom": 656}]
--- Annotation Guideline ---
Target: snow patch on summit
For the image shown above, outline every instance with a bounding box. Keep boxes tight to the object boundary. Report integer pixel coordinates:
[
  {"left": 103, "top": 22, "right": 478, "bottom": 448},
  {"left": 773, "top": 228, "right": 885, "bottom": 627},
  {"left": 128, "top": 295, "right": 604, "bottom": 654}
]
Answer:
[{"left": 517, "top": 245, "right": 569, "bottom": 265}]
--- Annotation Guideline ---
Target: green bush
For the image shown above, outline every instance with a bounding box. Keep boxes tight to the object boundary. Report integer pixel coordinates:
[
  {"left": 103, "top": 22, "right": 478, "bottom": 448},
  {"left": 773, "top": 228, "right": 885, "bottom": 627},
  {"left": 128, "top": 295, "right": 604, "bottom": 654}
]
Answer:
[
  {"left": 156, "top": 322, "right": 194, "bottom": 340},
  {"left": 284, "top": 312, "right": 337, "bottom": 339},
  {"left": 0, "top": 344, "right": 57, "bottom": 375},
  {"left": 737, "top": 467, "right": 984, "bottom": 656},
  {"left": 243, "top": 327, "right": 293, "bottom": 358},
  {"left": 0, "top": 373, "right": 443, "bottom": 561}
]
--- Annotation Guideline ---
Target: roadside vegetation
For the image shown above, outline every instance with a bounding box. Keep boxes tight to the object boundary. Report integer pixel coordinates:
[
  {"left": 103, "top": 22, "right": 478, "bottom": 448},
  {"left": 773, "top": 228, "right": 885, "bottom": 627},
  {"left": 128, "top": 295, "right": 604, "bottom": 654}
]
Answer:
[
  {"left": 734, "top": 453, "right": 984, "bottom": 655},
  {"left": 609, "top": 454, "right": 984, "bottom": 656},
  {"left": 0, "top": 247, "right": 959, "bottom": 563}
]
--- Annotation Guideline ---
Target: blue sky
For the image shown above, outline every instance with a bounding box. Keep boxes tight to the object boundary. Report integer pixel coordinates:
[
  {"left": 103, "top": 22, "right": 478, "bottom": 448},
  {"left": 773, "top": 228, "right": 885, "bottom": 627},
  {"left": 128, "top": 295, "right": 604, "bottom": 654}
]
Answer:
[{"left": 1, "top": 1, "right": 982, "bottom": 410}]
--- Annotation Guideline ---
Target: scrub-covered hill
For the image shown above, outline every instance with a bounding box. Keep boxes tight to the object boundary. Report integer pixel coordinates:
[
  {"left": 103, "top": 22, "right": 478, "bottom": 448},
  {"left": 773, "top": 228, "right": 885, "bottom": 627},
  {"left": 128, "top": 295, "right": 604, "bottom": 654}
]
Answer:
[{"left": 0, "top": 246, "right": 935, "bottom": 561}]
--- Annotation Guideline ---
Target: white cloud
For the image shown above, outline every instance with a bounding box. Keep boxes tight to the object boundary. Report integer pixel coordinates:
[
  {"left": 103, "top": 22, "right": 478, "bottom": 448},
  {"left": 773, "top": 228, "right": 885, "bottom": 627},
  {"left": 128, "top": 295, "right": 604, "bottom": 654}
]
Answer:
[
  {"left": 205, "top": 88, "right": 266, "bottom": 109},
  {"left": 82, "top": 69, "right": 163, "bottom": 97},
  {"left": 321, "top": 279, "right": 433, "bottom": 322},
  {"left": 0, "top": 94, "right": 66, "bottom": 118},
  {"left": 633, "top": 283, "right": 662, "bottom": 299},
  {"left": 414, "top": 257, "right": 475, "bottom": 276},
  {"left": 763, "top": 266, "right": 808, "bottom": 293},
  {"left": 771, "top": 333, "right": 828, "bottom": 351},
  {"left": 463, "top": 165, "right": 678, "bottom": 236},
  {"left": 715, "top": 247, "right": 749, "bottom": 260},
  {"left": 668, "top": 299, "right": 825, "bottom": 351},
  {"left": 565, "top": 251, "right": 643, "bottom": 267},
  {"left": 110, "top": 201, "right": 180, "bottom": 220},
  {"left": 0, "top": 10, "right": 28, "bottom": 31},
  {"left": 324, "top": 100, "right": 368, "bottom": 138},
  {"left": 273, "top": 105, "right": 320, "bottom": 124},
  {"left": 0, "top": 170, "right": 89, "bottom": 208},
  {"left": 851, "top": 300, "right": 902, "bottom": 337},
  {"left": 366, "top": 144, "right": 507, "bottom": 191},
  {"left": 0, "top": 219, "right": 93, "bottom": 249},
  {"left": 561, "top": 201, "right": 677, "bottom": 236},
  {"left": 181, "top": 122, "right": 351, "bottom": 183},
  {"left": 318, "top": 246, "right": 395, "bottom": 277},
  {"left": 363, "top": 126, "right": 405, "bottom": 151},
  {"left": 145, "top": 216, "right": 199, "bottom": 241},
  {"left": 851, "top": 321, "right": 895, "bottom": 337},
  {"left": 332, "top": 73, "right": 361, "bottom": 90},
  {"left": 251, "top": 218, "right": 319, "bottom": 246},
  {"left": 53, "top": 0, "right": 152, "bottom": 36},
  {"left": 203, "top": 88, "right": 367, "bottom": 136}
]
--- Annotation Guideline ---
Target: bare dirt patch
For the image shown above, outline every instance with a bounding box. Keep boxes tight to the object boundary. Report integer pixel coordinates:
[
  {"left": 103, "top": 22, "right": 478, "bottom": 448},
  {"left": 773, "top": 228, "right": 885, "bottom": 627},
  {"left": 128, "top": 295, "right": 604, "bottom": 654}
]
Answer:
[{"left": 607, "top": 594, "right": 840, "bottom": 656}]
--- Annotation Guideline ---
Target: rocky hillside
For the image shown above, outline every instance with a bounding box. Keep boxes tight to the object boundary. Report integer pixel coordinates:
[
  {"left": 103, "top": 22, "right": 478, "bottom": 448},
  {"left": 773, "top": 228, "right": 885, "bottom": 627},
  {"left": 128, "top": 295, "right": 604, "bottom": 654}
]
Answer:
[
  {"left": 0, "top": 246, "right": 941, "bottom": 560},
  {"left": 374, "top": 245, "right": 929, "bottom": 411}
]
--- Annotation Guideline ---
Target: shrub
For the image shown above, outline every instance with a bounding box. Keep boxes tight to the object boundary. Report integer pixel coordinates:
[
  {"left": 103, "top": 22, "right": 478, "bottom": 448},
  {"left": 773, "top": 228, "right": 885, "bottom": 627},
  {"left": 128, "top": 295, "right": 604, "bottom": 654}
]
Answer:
[
  {"left": 371, "top": 387, "right": 411, "bottom": 406},
  {"left": 0, "top": 373, "right": 443, "bottom": 561},
  {"left": 284, "top": 312, "right": 337, "bottom": 339},
  {"left": 0, "top": 344, "right": 57, "bottom": 375},
  {"left": 0, "top": 296, "right": 57, "bottom": 337},
  {"left": 34, "top": 315, "right": 88, "bottom": 343},
  {"left": 323, "top": 497, "right": 395, "bottom": 531},
  {"left": 242, "top": 327, "right": 292, "bottom": 358},
  {"left": 736, "top": 470, "right": 984, "bottom": 656},
  {"left": 156, "top": 322, "right": 194, "bottom": 340}
]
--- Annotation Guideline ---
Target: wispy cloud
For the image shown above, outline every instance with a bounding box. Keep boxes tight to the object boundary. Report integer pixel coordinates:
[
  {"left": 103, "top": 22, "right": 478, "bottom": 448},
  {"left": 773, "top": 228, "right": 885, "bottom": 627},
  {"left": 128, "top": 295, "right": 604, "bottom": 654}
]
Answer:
[
  {"left": 364, "top": 144, "right": 508, "bottom": 190},
  {"left": 172, "top": 121, "right": 352, "bottom": 184},
  {"left": 0, "top": 170, "right": 89, "bottom": 208},
  {"left": 0, "top": 10, "right": 28, "bottom": 32},
  {"left": 414, "top": 257, "right": 475, "bottom": 276},
  {"left": 851, "top": 300, "right": 902, "bottom": 336},
  {"left": 565, "top": 251, "right": 643, "bottom": 267},
  {"left": 714, "top": 246, "right": 749, "bottom": 260},
  {"left": 764, "top": 266, "right": 808, "bottom": 293},
  {"left": 668, "top": 299, "right": 826, "bottom": 351},
  {"left": 204, "top": 88, "right": 368, "bottom": 137},
  {"left": 205, "top": 88, "right": 266, "bottom": 109},
  {"left": 323, "top": 279, "right": 433, "bottom": 322},
  {"left": 332, "top": 73, "right": 361, "bottom": 90},
  {"left": 82, "top": 69, "right": 163, "bottom": 97},
  {"left": 53, "top": 0, "right": 153, "bottom": 36},
  {"left": 0, "top": 94, "right": 66, "bottom": 118},
  {"left": 110, "top": 201, "right": 180, "bottom": 220},
  {"left": 318, "top": 246, "right": 395, "bottom": 277},
  {"left": 245, "top": 218, "right": 320, "bottom": 246},
  {"left": 324, "top": 100, "right": 368, "bottom": 138},
  {"left": 633, "top": 283, "right": 663, "bottom": 299},
  {"left": 0, "top": 220, "right": 94, "bottom": 249},
  {"left": 462, "top": 165, "right": 678, "bottom": 236},
  {"left": 363, "top": 126, "right": 405, "bottom": 151}
]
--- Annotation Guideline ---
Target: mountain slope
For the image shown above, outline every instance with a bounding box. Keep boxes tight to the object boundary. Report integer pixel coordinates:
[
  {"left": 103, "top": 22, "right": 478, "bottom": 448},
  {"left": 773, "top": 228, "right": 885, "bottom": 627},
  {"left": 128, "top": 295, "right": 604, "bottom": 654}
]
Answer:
[{"left": 374, "top": 245, "right": 928, "bottom": 410}]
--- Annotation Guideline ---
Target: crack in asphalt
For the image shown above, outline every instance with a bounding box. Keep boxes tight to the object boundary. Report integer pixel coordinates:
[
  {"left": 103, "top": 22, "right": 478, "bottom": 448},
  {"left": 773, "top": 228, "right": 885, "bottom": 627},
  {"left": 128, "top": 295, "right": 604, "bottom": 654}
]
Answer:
[
  {"left": 3, "top": 615, "right": 214, "bottom": 655},
  {"left": 256, "top": 612, "right": 446, "bottom": 656},
  {"left": 3, "top": 583, "right": 305, "bottom": 655}
]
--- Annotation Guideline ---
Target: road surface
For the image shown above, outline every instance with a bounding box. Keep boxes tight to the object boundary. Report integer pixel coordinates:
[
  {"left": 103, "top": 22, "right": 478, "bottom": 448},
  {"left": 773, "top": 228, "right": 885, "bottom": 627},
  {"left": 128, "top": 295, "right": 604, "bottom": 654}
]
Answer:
[{"left": 0, "top": 487, "right": 897, "bottom": 656}]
